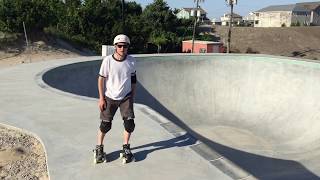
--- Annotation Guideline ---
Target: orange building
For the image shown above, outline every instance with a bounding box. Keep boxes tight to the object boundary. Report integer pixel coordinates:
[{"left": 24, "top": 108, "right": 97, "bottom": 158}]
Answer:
[{"left": 182, "top": 40, "right": 224, "bottom": 53}]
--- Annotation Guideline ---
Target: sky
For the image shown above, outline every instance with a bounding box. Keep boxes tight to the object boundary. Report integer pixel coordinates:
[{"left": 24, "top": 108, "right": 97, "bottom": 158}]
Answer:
[{"left": 129, "top": 0, "right": 319, "bottom": 19}]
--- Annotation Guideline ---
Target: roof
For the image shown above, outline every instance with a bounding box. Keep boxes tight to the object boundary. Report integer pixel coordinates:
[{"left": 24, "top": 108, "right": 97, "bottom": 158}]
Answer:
[
  {"left": 182, "top": 40, "right": 222, "bottom": 45},
  {"left": 223, "top": 13, "right": 242, "bottom": 18},
  {"left": 295, "top": 1, "right": 320, "bottom": 11},
  {"left": 256, "top": 4, "right": 296, "bottom": 12},
  {"left": 255, "top": 1, "right": 320, "bottom": 13},
  {"left": 181, "top": 7, "right": 207, "bottom": 14}
]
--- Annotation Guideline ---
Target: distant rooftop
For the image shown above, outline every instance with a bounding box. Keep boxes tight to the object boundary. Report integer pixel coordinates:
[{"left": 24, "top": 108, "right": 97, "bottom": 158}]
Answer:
[
  {"left": 256, "top": 1, "right": 320, "bottom": 12},
  {"left": 181, "top": 7, "right": 207, "bottom": 14},
  {"left": 223, "top": 13, "right": 242, "bottom": 18},
  {"left": 256, "top": 4, "right": 296, "bottom": 12},
  {"left": 295, "top": 1, "right": 320, "bottom": 11}
]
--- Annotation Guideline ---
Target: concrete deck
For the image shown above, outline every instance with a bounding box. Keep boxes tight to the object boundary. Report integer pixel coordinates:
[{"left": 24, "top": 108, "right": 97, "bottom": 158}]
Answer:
[
  {"left": 0, "top": 56, "right": 233, "bottom": 180},
  {"left": 2, "top": 54, "right": 320, "bottom": 180}
]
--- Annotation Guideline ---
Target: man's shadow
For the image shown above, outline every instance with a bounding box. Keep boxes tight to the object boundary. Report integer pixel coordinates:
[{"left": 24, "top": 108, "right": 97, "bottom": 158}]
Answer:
[{"left": 106, "top": 133, "right": 197, "bottom": 162}]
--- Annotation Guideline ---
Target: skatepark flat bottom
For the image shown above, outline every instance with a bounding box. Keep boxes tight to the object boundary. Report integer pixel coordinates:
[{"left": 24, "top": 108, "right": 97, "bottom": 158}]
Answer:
[{"left": 2, "top": 54, "right": 320, "bottom": 179}]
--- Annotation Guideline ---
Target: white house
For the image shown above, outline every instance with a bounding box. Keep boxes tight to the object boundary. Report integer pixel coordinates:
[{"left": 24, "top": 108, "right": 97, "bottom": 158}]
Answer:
[
  {"left": 220, "top": 13, "right": 243, "bottom": 26},
  {"left": 254, "top": 2, "right": 320, "bottom": 27},
  {"left": 293, "top": 2, "right": 320, "bottom": 26},
  {"left": 176, "top": 7, "right": 208, "bottom": 22},
  {"left": 243, "top": 12, "right": 255, "bottom": 26},
  {"left": 211, "top": 18, "right": 222, "bottom": 25}
]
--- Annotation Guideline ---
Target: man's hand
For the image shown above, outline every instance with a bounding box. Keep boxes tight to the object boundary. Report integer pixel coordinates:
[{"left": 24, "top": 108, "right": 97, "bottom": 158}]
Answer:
[{"left": 99, "top": 98, "right": 106, "bottom": 111}]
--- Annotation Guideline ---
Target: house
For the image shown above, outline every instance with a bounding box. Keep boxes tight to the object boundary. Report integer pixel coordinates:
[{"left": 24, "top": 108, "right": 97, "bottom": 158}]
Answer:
[
  {"left": 211, "top": 18, "right": 222, "bottom": 25},
  {"left": 182, "top": 40, "right": 224, "bottom": 53},
  {"left": 243, "top": 12, "right": 255, "bottom": 26},
  {"left": 176, "top": 7, "right": 208, "bottom": 22},
  {"left": 220, "top": 13, "right": 243, "bottom": 26},
  {"left": 293, "top": 2, "right": 320, "bottom": 26},
  {"left": 254, "top": 4, "right": 298, "bottom": 27},
  {"left": 254, "top": 1, "right": 320, "bottom": 27}
]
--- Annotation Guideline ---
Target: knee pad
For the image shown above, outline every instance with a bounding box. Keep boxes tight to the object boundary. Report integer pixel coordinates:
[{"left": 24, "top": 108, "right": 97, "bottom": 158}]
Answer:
[
  {"left": 123, "top": 119, "right": 135, "bottom": 133},
  {"left": 100, "top": 121, "right": 112, "bottom": 133}
]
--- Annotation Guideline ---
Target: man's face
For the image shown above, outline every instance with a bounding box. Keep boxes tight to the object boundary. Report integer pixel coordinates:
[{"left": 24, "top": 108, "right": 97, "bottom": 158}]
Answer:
[{"left": 115, "top": 43, "right": 129, "bottom": 56}]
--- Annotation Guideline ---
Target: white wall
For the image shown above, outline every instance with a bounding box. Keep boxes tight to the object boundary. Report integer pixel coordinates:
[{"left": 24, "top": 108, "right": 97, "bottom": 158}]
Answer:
[
  {"left": 177, "top": 10, "right": 190, "bottom": 19},
  {"left": 255, "top": 11, "right": 292, "bottom": 27}
]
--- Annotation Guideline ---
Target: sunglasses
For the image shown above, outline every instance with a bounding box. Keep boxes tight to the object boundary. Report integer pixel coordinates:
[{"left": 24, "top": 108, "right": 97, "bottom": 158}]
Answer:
[{"left": 116, "top": 44, "right": 128, "bottom": 48}]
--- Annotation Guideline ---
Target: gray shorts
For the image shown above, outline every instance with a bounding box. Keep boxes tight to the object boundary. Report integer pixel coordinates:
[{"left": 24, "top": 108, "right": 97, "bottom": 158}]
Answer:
[{"left": 100, "top": 93, "right": 135, "bottom": 122}]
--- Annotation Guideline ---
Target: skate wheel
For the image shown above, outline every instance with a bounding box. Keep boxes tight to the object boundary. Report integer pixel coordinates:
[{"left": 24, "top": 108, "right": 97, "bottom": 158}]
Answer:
[
  {"left": 104, "top": 153, "right": 107, "bottom": 163},
  {"left": 122, "top": 158, "right": 127, "bottom": 164},
  {"left": 93, "top": 152, "right": 97, "bottom": 164}
]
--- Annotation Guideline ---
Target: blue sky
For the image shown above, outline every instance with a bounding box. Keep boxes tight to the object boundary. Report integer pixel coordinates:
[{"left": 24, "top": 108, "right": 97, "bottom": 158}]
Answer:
[{"left": 129, "top": 0, "right": 319, "bottom": 19}]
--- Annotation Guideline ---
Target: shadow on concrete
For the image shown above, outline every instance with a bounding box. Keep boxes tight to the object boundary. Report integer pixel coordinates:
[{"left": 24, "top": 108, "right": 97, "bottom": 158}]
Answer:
[
  {"left": 42, "top": 60, "right": 319, "bottom": 180},
  {"left": 105, "top": 150, "right": 121, "bottom": 163},
  {"left": 134, "top": 82, "right": 319, "bottom": 180},
  {"left": 106, "top": 134, "right": 197, "bottom": 163},
  {"left": 132, "top": 133, "right": 197, "bottom": 162}
]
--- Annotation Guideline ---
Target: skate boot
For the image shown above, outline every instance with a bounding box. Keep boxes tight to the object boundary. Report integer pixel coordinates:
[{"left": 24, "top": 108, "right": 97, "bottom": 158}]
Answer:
[
  {"left": 120, "top": 144, "right": 134, "bottom": 164},
  {"left": 93, "top": 145, "right": 107, "bottom": 164}
]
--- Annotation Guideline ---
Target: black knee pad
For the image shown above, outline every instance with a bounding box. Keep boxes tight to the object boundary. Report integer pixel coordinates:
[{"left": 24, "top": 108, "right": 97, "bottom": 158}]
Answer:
[
  {"left": 100, "top": 121, "right": 112, "bottom": 133},
  {"left": 123, "top": 119, "right": 135, "bottom": 133}
]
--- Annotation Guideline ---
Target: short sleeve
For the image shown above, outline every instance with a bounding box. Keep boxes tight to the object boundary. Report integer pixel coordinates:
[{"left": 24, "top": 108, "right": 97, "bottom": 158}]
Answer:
[
  {"left": 99, "top": 57, "right": 109, "bottom": 78},
  {"left": 130, "top": 57, "right": 136, "bottom": 75}
]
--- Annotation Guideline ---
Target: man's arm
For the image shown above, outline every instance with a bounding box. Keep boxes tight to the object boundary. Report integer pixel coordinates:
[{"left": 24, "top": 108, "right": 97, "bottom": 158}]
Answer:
[{"left": 98, "top": 76, "right": 106, "bottom": 111}]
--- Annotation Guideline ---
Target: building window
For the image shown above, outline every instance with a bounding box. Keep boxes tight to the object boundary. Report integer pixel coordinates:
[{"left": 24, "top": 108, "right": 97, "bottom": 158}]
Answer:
[{"left": 255, "top": 20, "right": 259, "bottom": 24}]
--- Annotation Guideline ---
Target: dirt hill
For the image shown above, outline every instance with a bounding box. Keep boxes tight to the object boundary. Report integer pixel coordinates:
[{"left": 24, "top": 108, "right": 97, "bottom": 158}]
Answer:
[
  {"left": 214, "top": 26, "right": 320, "bottom": 60},
  {"left": 0, "top": 32, "right": 95, "bottom": 68}
]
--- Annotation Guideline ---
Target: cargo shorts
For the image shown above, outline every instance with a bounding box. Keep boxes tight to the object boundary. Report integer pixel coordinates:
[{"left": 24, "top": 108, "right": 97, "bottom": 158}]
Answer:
[{"left": 100, "top": 93, "right": 135, "bottom": 122}]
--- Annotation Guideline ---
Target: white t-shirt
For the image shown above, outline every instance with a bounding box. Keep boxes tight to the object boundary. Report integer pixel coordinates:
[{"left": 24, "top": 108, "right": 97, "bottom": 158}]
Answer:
[{"left": 99, "top": 55, "right": 136, "bottom": 100}]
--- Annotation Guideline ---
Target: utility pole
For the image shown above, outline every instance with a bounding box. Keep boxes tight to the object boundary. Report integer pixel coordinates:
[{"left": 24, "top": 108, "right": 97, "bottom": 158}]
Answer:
[
  {"left": 226, "top": 0, "right": 237, "bottom": 53},
  {"left": 23, "top": 21, "right": 31, "bottom": 63},
  {"left": 121, "top": 0, "right": 125, "bottom": 33},
  {"left": 191, "top": 0, "right": 200, "bottom": 53}
]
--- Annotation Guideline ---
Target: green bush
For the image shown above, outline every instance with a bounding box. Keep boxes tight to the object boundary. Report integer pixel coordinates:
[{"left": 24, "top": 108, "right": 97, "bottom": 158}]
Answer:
[{"left": 0, "top": 31, "right": 19, "bottom": 43}]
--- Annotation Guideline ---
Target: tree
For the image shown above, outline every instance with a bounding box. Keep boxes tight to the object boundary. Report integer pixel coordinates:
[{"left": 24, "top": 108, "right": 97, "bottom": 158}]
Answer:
[
  {"left": 191, "top": 0, "right": 205, "bottom": 53},
  {"left": 225, "top": 0, "right": 237, "bottom": 53},
  {"left": 0, "top": 0, "right": 61, "bottom": 32},
  {"left": 142, "top": 0, "right": 177, "bottom": 33},
  {"left": 141, "top": 0, "right": 180, "bottom": 53},
  {"left": 150, "top": 31, "right": 167, "bottom": 53}
]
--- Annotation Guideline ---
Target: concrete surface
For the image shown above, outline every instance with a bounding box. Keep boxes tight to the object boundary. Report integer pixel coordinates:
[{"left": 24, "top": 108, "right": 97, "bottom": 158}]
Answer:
[
  {"left": 41, "top": 54, "right": 320, "bottom": 180},
  {"left": 0, "top": 56, "right": 233, "bottom": 180},
  {"left": 2, "top": 54, "right": 320, "bottom": 180}
]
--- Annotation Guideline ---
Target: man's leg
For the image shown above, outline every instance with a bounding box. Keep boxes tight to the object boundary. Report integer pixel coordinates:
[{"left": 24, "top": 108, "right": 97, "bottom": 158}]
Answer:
[
  {"left": 94, "top": 97, "right": 118, "bottom": 163},
  {"left": 97, "top": 131, "right": 105, "bottom": 145},
  {"left": 119, "top": 95, "right": 135, "bottom": 163},
  {"left": 120, "top": 95, "right": 135, "bottom": 145},
  {"left": 123, "top": 130, "right": 131, "bottom": 145},
  {"left": 123, "top": 119, "right": 135, "bottom": 144},
  {"left": 98, "top": 96, "right": 118, "bottom": 145},
  {"left": 97, "top": 120, "right": 112, "bottom": 145}
]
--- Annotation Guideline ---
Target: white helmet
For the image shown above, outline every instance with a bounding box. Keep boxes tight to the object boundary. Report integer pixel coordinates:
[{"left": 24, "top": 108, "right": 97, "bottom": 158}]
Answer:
[{"left": 113, "top": 34, "right": 130, "bottom": 45}]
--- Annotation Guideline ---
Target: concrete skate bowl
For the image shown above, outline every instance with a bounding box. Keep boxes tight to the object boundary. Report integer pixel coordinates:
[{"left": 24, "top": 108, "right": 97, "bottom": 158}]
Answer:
[{"left": 42, "top": 54, "right": 320, "bottom": 180}]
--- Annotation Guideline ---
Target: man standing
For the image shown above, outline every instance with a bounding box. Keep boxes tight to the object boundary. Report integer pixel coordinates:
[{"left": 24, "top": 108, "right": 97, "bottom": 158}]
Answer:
[{"left": 94, "top": 34, "right": 137, "bottom": 164}]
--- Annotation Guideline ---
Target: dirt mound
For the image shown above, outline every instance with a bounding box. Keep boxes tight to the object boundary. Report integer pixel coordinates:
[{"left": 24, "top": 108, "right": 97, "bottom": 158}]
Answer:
[
  {"left": 214, "top": 26, "right": 320, "bottom": 60},
  {"left": 0, "top": 32, "right": 95, "bottom": 68},
  {"left": 0, "top": 126, "right": 48, "bottom": 180}
]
